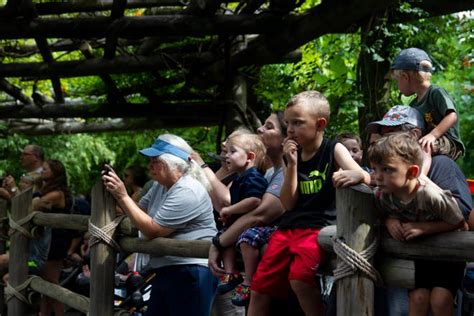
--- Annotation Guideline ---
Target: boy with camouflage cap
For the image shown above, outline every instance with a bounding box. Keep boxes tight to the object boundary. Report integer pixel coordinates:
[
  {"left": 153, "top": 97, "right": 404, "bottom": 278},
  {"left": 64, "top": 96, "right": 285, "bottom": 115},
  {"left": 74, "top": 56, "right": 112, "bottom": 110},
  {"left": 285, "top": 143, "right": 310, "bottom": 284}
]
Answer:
[{"left": 390, "top": 47, "right": 464, "bottom": 161}]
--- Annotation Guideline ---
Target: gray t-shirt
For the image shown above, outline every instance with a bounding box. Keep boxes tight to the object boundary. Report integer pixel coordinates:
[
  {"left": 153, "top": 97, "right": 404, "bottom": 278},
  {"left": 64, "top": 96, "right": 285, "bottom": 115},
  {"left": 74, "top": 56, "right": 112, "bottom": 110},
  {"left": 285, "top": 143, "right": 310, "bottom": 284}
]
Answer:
[
  {"left": 139, "top": 174, "right": 217, "bottom": 268},
  {"left": 264, "top": 167, "right": 284, "bottom": 197},
  {"left": 374, "top": 179, "right": 464, "bottom": 225}
]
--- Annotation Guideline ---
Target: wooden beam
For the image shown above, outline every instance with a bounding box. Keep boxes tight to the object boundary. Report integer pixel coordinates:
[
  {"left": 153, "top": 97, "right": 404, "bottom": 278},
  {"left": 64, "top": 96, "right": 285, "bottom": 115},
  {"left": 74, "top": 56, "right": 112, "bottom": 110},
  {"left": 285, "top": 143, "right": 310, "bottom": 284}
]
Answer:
[
  {"left": 0, "top": 52, "right": 215, "bottom": 78},
  {"left": 0, "top": 101, "right": 227, "bottom": 119},
  {"left": 204, "top": 0, "right": 474, "bottom": 82},
  {"left": 0, "top": 15, "right": 287, "bottom": 39},
  {"left": 0, "top": 78, "right": 32, "bottom": 104},
  {"left": 0, "top": 0, "right": 188, "bottom": 17},
  {"left": 79, "top": 42, "right": 126, "bottom": 104},
  {"left": 319, "top": 225, "right": 474, "bottom": 262},
  {"left": 103, "top": 0, "right": 128, "bottom": 59},
  {"left": 34, "top": 37, "right": 65, "bottom": 103},
  {"left": 5, "top": 117, "right": 221, "bottom": 135}
]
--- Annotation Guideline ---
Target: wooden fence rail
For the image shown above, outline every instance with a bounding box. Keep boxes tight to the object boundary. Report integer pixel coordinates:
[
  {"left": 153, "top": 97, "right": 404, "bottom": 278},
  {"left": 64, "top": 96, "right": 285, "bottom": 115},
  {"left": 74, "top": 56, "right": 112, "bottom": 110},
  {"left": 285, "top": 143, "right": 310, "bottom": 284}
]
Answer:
[{"left": 3, "top": 182, "right": 473, "bottom": 316}]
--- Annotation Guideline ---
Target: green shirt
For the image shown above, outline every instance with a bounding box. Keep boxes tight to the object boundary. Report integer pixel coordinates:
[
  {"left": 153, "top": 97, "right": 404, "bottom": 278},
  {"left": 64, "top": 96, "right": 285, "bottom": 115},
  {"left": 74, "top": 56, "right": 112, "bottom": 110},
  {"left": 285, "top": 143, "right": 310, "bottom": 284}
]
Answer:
[{"left": 409, "top": 84, "right": 465, "bottom": 153}]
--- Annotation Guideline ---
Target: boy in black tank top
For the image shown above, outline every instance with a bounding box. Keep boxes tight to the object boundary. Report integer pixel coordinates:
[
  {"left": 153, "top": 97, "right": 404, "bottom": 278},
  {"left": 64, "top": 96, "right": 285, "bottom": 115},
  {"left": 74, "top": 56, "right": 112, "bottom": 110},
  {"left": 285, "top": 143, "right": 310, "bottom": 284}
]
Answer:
[{"left": 248, "top": 91, "right": 371, "bottom": 316}]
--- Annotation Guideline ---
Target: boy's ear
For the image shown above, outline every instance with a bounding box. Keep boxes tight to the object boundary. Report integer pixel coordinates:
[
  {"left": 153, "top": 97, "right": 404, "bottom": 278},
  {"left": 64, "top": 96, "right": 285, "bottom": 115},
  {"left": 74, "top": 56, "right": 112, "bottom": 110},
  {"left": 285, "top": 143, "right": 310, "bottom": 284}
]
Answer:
[
  {"left": 316, "top": 118, "right": 328, "bottom": 130},
  {"left": 247, "top": 151, "right": 256, "bottom": 161},
  {"left": 407, "top": 165, "right": 420, "bottom": 179}
]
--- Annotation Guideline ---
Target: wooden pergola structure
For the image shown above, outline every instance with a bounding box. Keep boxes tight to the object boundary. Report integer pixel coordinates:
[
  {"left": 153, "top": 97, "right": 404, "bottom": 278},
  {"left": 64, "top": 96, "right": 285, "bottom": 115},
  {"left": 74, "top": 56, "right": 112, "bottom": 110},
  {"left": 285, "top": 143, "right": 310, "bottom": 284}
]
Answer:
[{"left": 0, "top": 0, "right": 472, "bottom": 137}]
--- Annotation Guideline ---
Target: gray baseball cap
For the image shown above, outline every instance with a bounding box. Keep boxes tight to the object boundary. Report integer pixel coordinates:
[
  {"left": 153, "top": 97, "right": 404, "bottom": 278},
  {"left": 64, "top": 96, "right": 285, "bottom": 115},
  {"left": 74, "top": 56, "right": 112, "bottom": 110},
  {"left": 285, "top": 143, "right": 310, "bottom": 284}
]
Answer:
[
  {"left": 366, "top": 105, "right": 425, "bottom": 134},
  {"left": 391, "top": 47, "right": 433, "bottom": 73}
]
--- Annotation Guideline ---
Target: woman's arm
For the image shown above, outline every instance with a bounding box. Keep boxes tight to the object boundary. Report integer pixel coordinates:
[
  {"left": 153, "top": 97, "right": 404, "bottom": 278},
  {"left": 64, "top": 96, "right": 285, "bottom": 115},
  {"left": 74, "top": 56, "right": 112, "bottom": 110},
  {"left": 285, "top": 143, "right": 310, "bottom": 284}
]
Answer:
[
  {"left": 32, "top": 190, "right": 65, "bottom": 212},
  {"left": 191, "top": 152, "right": 231, "bottom": 212},
  {"left": 103, "top": 169, "right": 175, "bottom": 239}
]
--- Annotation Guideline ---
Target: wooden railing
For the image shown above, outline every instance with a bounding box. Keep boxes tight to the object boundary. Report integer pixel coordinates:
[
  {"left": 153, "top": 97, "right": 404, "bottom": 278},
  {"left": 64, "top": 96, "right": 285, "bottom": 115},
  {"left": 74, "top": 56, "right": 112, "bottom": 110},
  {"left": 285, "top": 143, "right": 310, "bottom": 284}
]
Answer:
[{"left": 5, "top": 181, "right": 210, "bottom": 316}]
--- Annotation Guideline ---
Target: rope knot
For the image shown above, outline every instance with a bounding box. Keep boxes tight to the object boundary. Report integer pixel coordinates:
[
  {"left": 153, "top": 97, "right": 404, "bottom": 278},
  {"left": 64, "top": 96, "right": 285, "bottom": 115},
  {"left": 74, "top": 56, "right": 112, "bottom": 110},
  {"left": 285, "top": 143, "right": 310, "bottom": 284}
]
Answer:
[
  {"left": 333, "top": 237, "right": 382, "bottom": 285},
  {"left": 88, "top": 215, "right": 126, "bottom": 252}
]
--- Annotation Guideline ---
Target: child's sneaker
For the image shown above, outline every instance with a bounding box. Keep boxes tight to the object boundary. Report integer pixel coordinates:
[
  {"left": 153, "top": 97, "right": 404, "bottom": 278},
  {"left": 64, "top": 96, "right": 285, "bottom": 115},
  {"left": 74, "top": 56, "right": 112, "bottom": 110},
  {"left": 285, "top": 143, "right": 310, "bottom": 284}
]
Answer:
[
  {"left": 217, "top": 272, "right": 243, "bottom": 294},
  {"left": 231, "top": 283, "right": 250, "bottom": 306}
]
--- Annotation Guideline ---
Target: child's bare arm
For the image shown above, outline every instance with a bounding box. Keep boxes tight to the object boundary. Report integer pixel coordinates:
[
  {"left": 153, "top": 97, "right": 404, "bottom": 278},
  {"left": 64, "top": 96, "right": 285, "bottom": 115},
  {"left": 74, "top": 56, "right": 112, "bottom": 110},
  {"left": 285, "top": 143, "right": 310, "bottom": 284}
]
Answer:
[
  {"left": 401, "top": 219, "right": 466, "bottom": 240},
  {"left": 419, "top": 111, "right": 457, "bottom": 152},
  {"left": 280, "top": 138, "right": 299, "bottom": 211},
  {"left": 221, "top": 197, "right": 262, "bottom": 218},
  {"left": 333, "top": 143, "right": 371, "bottom": 187},
  {"left": 385, "top": 218, "right": 404, "bottom": 241}
]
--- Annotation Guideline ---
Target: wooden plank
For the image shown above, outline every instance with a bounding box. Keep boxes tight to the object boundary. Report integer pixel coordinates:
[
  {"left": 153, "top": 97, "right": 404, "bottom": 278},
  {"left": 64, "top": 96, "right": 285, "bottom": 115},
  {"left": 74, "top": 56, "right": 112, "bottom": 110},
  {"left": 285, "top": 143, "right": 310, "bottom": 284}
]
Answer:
[
  {"left": 0, "top": 199, "right": 8, "bottom": 315},
  {"left": 7, "top": 188, "right": 32, "bottom": 316},
  {"left": 319, "top": 225, "right": 474, "bottom": 262},
  {"left": 336, "top": 184, "right": 376, "bottom": 316},
  {"left": 0, "top": 15, "right": 287, "bottom": 39},
  {"left": 34, "top": 37, "right": 65, "bottom": 103},
  {"left": 119, "top": 236, "right": 210, "bottom": 258},
  {"left": 29, "top": 277, "right": 89, "bottom": 314},
  {"left": 103, "top": 0, "right": 128, "bottom": 59},
  {"left": 0, "top": 52, "right": 214, "bottom": 78},
  {"left": 0, "top": 78, "right": 33, "bottom": 104},
  {"left": 0, "top": 100, "right": 225, "bottom": 119},
  {"left": 30, "top": 212, "right": 137, "bottom": 236},
  {"left": 89, "top": 181, "right": 116, "bottom": 316}
]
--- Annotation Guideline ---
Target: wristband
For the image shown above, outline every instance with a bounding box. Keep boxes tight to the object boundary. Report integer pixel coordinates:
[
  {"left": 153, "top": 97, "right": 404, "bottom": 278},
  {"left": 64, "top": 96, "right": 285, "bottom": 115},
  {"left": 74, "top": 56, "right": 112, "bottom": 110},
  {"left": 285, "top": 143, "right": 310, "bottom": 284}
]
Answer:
[
  {"left": 212, "top": 235, "right": 224, "bottom": 251},
  {"left": 201, "top": 163, "right": 209, "bottom": 169}
]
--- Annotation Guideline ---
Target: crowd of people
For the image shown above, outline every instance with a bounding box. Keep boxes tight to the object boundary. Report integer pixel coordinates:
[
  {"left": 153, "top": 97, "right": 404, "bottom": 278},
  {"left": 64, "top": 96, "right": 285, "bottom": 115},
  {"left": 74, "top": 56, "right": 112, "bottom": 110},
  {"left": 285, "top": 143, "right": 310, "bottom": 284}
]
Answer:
[{"left": 0, "top": 46, "right": 472, "bottom": 316}]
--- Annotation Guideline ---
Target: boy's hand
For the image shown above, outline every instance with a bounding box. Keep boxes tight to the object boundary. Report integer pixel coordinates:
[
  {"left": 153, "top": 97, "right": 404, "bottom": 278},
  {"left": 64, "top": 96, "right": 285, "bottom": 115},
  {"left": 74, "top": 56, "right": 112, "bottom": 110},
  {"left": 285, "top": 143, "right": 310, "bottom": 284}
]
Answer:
[
  {"left": 282, "top": 138, "right": 298, "bottom": 166},
  {"left": 419, "top": 134, "right": 436, "bottom": 153},
  {"left": 401, "top": 222, "right": 427, "bottom": 240},
  {"left": 385, "top": 218, "right": 404, "bottom": 241},
  {"left": 332, "top": 169, "right": 364, "bottom": 188},
  {"left": 219, "top": 207, "right": 230, "bottom": 223}
]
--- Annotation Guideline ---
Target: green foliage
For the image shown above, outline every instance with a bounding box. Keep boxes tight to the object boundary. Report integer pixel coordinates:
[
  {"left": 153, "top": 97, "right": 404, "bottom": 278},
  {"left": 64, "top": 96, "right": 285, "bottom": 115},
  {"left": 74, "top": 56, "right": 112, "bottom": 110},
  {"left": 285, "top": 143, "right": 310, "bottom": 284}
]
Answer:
[{"left": 254, "top": 33, "right": 362, "bottom": 138}]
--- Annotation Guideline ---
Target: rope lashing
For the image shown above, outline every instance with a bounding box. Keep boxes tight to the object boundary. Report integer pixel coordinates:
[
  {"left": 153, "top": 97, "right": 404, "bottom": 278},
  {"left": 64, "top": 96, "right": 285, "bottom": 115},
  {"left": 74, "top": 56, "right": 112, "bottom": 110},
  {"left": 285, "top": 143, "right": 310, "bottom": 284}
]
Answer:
[
  {"left": 8, "top": 211, "right": 40, "bottom": 239},
  {"left": 89, "top": 215, "right": 126, "bottom": 252},
  {"left": 333, "top": 237, "right": 382, "bottom": 285},
  {"left": 5, "top": 275, "right": 39, "bottom": 305}
]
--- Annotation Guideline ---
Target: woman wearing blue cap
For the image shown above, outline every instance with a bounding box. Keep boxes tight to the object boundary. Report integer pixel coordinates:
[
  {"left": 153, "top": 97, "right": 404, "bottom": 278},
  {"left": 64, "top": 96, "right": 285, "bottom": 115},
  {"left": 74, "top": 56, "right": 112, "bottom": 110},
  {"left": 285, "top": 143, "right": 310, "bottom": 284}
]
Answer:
[{"left": 103, "top": 133, "right": 218, "bottom": 316}]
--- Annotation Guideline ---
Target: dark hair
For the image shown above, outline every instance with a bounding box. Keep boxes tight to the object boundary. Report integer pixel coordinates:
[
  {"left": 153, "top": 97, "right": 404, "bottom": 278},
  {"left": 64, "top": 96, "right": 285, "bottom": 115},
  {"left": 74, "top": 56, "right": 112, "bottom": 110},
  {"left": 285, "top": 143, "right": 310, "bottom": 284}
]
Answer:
[
  {"left": 335, "top": 132, "right": 362, "bottom": 147},
  {"left": 275, "top": 110, "right": 288, "bottom": 137},
  {"left": 40, "top": 159, "right": 71, "bottom": 205},
  {"left": 126, "top": 165, "right": 149, "bottom": 188},
  {"left": 368, "top": 132, "right": 423, "bottom": 167}
]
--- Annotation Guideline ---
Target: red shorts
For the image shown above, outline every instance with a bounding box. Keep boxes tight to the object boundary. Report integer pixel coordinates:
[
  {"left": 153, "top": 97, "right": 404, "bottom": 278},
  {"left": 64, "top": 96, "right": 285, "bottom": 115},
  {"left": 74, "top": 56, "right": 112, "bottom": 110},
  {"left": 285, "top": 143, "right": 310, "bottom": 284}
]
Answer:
[{"left": 251, "top": 228, "right": 324, "bottom": 299}]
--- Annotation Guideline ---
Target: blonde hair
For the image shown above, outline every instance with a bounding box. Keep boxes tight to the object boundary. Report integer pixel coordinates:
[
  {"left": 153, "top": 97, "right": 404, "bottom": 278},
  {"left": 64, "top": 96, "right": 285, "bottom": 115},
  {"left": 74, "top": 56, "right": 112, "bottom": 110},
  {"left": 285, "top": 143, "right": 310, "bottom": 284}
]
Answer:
[
  {"left": 226, "top": 132, "right": 267, "bottom": 174},
  {"left": 368, "top": 131, "right": 423, "bottom": 168},
  {"left": 391, "top": 60, "right": 432, "bottom": 83},
  {"left": 286, "top": 90, "right": 330, "bottom": 121}
]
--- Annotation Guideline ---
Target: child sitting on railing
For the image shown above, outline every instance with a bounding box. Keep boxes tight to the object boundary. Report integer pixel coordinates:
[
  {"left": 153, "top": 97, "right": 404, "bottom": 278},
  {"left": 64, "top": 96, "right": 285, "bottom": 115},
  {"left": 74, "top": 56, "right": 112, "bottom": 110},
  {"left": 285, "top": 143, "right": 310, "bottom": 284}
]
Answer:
[{"left": 368, "top": 131, "right": 467, "bottom": 316}]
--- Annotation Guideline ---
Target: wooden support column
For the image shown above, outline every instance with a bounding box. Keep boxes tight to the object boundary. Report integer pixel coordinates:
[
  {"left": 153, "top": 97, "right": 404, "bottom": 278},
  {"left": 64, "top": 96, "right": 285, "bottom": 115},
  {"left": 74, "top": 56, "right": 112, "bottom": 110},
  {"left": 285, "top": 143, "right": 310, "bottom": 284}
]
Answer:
[
  {"left": 336, "top": 184, "right": 376, "bottom": 316},
  {"left": 89, "top": 181, "right": 116, "bottom": 316},
  {"left": 8, "top": 188, "right": 32, "bottom": 316},
  {"left": 0, "top": 198, "right": 8, "bottom": 315}
]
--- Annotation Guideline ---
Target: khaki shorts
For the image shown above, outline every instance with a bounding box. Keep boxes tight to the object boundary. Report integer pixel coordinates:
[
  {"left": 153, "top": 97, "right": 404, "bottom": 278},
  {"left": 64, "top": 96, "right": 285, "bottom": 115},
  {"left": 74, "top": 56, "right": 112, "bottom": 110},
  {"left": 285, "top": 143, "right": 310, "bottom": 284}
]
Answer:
[{"left": 433, "top": 135, "right": 463, "bottom": 161}]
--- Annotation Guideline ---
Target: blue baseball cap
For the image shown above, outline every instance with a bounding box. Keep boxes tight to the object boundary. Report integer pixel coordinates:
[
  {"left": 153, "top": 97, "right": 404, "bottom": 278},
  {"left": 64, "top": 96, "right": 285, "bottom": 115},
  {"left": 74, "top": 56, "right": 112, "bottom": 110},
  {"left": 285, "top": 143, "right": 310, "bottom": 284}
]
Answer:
[
  {"left": 391, "top": 48, "right": 433, "bottom": 73},
  {"left": 139, "top": 139, "right": 190, "bottom": 162},
  {"left": 366, "top": 105, "right": 425, "bottom": 134}
]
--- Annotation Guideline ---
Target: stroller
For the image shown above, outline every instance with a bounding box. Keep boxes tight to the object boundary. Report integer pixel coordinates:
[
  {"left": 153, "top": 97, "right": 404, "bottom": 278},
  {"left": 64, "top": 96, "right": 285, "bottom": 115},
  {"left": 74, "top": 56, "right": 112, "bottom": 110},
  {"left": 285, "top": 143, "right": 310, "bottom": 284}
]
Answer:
[{"left": 60, "top": 252, "right": 155, "bottom": 315}]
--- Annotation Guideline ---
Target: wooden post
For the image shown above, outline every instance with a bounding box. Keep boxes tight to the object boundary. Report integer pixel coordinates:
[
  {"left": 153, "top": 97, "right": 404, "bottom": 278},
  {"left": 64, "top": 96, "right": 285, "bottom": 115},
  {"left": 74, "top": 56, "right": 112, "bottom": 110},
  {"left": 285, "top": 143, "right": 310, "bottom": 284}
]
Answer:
[
  {"left": 336, "top": 184, "right": 376, "bottom": 316},
  {"left": 89, "top": 181, "right": 116, "bottom": 316},
  {"left": 8, "top": 189, "right": 32, "bottom": 316},
  {"left": 0, "top": 198, "right": 8, "bottom": 314}
]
